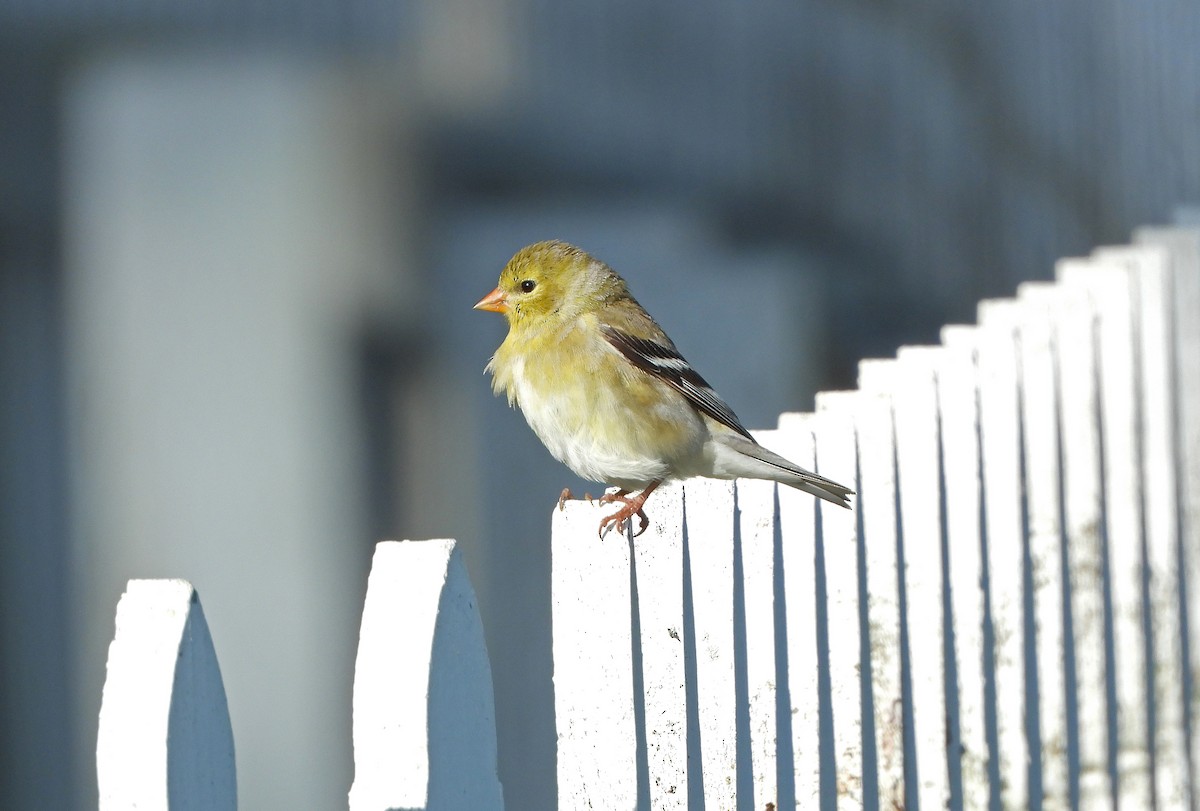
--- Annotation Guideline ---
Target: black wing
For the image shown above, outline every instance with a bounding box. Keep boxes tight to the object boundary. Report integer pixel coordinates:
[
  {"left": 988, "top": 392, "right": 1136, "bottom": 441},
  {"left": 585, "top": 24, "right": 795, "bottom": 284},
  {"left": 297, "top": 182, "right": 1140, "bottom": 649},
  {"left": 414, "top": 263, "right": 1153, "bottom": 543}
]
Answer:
[{"left": 601, "top": 326, "right": 755, "bottom": 441}]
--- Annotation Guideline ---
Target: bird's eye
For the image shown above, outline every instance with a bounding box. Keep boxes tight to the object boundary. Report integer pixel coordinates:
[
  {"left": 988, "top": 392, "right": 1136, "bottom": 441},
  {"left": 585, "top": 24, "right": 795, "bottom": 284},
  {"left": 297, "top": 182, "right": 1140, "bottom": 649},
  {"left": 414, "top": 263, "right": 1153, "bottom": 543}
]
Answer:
[{"left": 520, "top": 279, "right": 536, "bottom": 293}]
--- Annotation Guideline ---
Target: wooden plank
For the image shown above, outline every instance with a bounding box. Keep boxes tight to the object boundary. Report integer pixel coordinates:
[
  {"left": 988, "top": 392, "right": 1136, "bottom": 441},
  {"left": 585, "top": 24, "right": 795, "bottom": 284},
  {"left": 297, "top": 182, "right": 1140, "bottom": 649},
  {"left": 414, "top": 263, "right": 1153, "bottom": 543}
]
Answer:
[
  {"left": 776, "top": 413, "right": 823, "bottom": 806},
  {"left": 975, "top": 298, "right": 1029, "bottom": 810},
  {"left": 553, "top": 500, "right": 639, "bottom": 808},
  {"left": 97, "top": 579, "right": 236, "bottom": 811},
  {"left": 938, "top": 325, "right": 991, "bottom": 811},
  {"left": 814, "top": 393, "right": 865, "bottom": 808},
  {"left": 1058, "top": 258, "right": 1154, "bottom": 809},
  {"left": 854, "top": 361, "right": 905, "bottom": 810},
  {"left": 683, "top": 477, "right": 739, "bottom": 809}
]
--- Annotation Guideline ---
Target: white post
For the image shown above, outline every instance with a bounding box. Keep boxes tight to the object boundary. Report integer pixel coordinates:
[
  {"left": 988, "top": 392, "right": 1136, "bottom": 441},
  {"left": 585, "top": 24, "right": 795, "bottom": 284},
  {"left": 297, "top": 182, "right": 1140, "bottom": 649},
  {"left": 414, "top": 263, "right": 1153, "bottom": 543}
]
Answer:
[
  {"left": 349, "top": 540, "right": 503, "bottom": 811},
  {"left": 97, "top": 579, "right": 236, "bottom": 811}
]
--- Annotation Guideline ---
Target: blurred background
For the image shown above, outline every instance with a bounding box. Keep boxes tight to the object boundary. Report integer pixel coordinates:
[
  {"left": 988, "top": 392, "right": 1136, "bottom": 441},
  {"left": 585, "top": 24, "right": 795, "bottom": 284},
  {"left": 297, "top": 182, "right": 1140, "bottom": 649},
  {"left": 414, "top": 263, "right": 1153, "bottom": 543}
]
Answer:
[{"left": 1, "top": 1, "right": 1197, "bottom": 808}]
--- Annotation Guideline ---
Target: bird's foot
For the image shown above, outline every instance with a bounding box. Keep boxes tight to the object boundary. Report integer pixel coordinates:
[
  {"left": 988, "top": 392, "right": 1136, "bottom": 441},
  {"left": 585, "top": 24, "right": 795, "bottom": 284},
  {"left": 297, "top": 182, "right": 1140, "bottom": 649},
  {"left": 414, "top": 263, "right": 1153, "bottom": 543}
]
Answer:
[
  {"left": 598, "top": 498, "right": 648, "bottom": 538},
  {"left": 597, "top": 483, "right": 660, "bottom": 538}
]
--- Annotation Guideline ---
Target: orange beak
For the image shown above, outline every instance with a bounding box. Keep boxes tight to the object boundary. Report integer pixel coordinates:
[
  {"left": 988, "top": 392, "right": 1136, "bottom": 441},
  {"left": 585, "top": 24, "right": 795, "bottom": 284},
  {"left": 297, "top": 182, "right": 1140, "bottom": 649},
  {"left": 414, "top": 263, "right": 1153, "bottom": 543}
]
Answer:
[{"left": 473, "top": 287, "right": 509, "bottom": 313}]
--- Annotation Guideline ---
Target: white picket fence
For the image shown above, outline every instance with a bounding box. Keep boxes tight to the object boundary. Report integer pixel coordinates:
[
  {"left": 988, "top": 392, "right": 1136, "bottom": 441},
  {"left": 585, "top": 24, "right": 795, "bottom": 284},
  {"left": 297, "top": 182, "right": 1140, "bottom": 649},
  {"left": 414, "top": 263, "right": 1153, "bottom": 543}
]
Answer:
[{"left": 97, "top": 224, "right": 1200, "bottom": 810}]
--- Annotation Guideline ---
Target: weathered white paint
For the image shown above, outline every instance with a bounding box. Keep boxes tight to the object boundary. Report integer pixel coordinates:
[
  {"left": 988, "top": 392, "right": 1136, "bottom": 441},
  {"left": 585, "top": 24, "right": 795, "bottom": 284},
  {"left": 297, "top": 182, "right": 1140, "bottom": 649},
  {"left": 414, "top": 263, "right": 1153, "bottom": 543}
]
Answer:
[
  {"left": 1135, "top": 224, "right": 1200, "bottom": 800},
  {"left": 737, "top": 461, "right": 780, "bottom": 808},
  {"left": 1059, "top": 258, "right": 1154, "bottom": 809},
  {"left": 1039, "top": 269, "right": 1113, "bottom": 809},
  {"left": 893, "top": 347, "right": 952, "bottom": 809},
  {"left": 631, "top": 483, "right": 689, "bottom": 809},
  {"left": 976, "top": 299, "right": 1030, "bottom": 810},
  {"left": 1096, "top": 244, "right": 1190, "bottom": 810},
  {"left": 552, "top": 500, "right": 639, "bottom": 808},
  {"left": 1013, "top": 283, "right": 1070, "bottom": 810},
  {"left": 682, "top": 477, "right": 738, "bottom": 808},
  {"left": 847, "top": 366, "right": 905, "bottom": 809},
  {"left": 775, "top": 413, "right": 823, "bottom": 806},
  {"left": 812, "top": 395, "right": 864, "bottom": 808},
  {"left": 938, "top": 325, "right": 990, "bottom": 810},
  {"left": 96, "top": 579, "right": 236, "bottom": 811},
  {"left": 348, "top": 540, "right": 502, "bottom": 811}
]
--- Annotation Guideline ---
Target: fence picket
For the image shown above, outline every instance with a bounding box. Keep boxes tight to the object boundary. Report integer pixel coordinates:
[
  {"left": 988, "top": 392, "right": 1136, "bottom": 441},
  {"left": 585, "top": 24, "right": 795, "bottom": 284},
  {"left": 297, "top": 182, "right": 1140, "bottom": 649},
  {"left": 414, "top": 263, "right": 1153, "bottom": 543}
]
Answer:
[
  {"left": 349, "top": 540, "right": 503, "bottom": 811},
  {"left": 628, "top": 483, "right": 689, "bottom": 809},
  {"left": 1014, "top": 283, "right": 1071, "bottom": 810},
  {"left": 851, "top": 363, "right": 905, "bottom": 810},
  {"left": 938, "top": 325, "right": 990, "bottom": 811},
  {"left": 737, "top": 462, "right": 782, "bottom": 808},
  {"left": 97, "top": 580, "right": 236, "bottom": 811},
  {"left": 775, "top": 414, "right": 825, "bottom": 806},
  {"left": 1136, "top": 225, "right": 1200, "bottom": 801},
  {"left": 1100, "top": 245, "right": 1192, "bottom": 810},
  {"left": 552, "top": 503, "right": 639, "bottom": 808},
  {"left": 976, "top": 299, "right": 1031, "bottom": 810},
  {"left": 1040, "top": 269, "right": 1114, "bottom": 809},
  {"left": 683, "top": 478, "right": 739, "bottom": 809},
  {"left": 893, "top": 347, "right": 953, "bottom": 809},
  {"left": 1059, "top": 258, "right": 1155, "bottom": 809},
  {"left": 813, "top": 395, "right": 865, "bottom": 808}
]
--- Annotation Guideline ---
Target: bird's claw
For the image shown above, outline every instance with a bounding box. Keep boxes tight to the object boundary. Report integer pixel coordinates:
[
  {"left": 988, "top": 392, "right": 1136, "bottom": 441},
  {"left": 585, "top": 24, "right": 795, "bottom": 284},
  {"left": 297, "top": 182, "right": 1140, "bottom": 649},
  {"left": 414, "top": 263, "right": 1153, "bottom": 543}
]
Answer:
[
  {"left": 597, "top": 490, "right": 650, "bottom": 538},
  {"left": 558, "top": 489, "right": 597, "bottom": 512}
]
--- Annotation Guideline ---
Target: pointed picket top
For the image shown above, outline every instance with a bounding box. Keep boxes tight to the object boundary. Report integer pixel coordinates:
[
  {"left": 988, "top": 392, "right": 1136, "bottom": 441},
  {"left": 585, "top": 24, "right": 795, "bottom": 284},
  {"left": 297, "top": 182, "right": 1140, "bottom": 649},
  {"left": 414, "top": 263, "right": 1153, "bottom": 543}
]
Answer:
[
  {"left": 97, "top": 579, "right": 236, "bottom": 811},
  {"left": 350, "top": 539, "right": 503, "bottom": 811}
]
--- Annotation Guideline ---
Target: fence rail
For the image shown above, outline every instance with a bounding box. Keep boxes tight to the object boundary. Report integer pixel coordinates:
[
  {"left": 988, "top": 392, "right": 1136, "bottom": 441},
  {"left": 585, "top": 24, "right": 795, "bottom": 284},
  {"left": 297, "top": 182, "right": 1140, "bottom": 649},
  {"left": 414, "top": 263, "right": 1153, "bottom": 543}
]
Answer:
[{"left": 96, "top": 223, "right": 1200, "bottom": 810}]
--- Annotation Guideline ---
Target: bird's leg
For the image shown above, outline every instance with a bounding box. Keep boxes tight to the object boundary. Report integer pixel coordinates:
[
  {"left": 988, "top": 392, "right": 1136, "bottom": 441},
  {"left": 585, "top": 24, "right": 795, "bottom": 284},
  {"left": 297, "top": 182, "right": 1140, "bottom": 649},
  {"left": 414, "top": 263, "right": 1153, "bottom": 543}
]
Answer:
[{"left": 597, "top": 481, "right": 663, "bottom": 538}]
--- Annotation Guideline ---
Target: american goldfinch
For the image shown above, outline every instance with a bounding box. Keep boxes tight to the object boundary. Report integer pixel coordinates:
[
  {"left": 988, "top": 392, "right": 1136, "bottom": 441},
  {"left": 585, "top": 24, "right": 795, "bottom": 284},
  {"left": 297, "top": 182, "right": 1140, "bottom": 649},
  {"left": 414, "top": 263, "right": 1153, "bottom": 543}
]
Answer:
[{"left": 475, "top": 240, "right": 853, "bottom": 537}]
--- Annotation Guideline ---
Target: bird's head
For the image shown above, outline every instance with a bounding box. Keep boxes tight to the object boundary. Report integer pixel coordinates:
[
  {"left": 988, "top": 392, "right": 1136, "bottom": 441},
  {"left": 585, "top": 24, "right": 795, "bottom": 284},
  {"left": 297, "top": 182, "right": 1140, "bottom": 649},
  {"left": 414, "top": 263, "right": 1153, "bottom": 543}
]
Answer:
[{"left": 474, "top": 240, "right": 628, "bottom": 326}]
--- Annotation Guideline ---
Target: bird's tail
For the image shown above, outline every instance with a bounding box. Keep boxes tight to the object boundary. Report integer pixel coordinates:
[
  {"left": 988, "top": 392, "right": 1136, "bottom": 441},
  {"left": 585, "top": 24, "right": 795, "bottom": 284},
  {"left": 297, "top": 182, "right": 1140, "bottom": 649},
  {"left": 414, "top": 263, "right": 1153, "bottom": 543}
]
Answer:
[
  {"left": 784, "top": 474, "right": 855, "bottom": 509},
  {"left": 718, "top": 433, "right": 854, "bottom": 509}
]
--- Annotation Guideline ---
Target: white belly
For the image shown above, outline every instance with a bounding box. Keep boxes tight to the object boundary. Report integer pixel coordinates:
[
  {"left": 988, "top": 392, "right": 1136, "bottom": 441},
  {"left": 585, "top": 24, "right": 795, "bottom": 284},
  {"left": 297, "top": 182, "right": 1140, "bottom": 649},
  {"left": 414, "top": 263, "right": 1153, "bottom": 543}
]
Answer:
[{"left": 510, "top": 358, "right": 673, "bottom": 488}]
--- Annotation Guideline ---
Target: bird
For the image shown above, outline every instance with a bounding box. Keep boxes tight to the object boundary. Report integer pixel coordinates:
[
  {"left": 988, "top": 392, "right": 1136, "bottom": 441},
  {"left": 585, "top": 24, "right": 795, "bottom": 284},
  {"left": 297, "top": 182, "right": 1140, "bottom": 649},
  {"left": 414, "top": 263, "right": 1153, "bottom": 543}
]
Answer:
[{"left": 474, "top": 240, "right": 853, "bottom": 537}]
